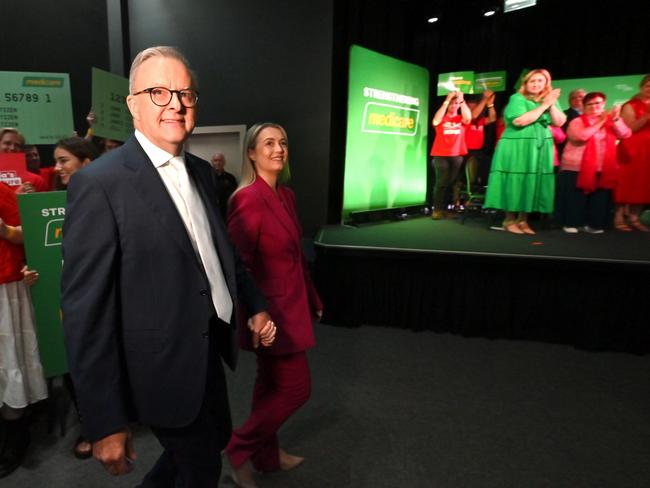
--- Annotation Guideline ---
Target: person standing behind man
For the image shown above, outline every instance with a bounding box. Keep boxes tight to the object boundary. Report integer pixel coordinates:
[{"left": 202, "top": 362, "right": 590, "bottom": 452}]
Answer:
[
  {"left": 564, "top": 89, "right": 586, "bottom": 126},
  {"left": 210, "top": 152, "right": 238, "bottom": 218},
  {"left": 61, "top": 46, "right": 276, "bottom": 487},
  {"left": 559, "top": 89, "right": 585, "bottom": 158}
]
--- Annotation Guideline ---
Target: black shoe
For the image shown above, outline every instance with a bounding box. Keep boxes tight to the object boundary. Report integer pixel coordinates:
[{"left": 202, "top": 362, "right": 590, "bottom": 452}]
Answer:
[{"left": 0, "top": 419, "right": 30, "bottom": 479}]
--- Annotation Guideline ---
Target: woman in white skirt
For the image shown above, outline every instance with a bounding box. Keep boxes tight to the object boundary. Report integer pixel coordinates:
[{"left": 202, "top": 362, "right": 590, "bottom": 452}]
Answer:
[{"left": 0, "top": 179, "right": 47, "bottom": 478}]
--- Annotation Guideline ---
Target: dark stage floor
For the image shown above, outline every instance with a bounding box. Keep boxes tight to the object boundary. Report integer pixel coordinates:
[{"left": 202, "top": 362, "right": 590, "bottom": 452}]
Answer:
[{"left": 315, "top": 215, "right": 650, "bottom": 265}]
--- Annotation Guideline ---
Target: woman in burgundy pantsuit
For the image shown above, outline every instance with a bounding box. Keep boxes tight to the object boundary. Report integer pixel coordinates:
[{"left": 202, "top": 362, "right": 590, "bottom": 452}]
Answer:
[{"left": 225, "top": 122, "right": 323, "bottom": 487}]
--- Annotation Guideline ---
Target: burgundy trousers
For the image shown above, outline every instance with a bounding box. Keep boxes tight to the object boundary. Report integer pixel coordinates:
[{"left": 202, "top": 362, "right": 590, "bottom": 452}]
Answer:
[{"left": 225, "top": 351, "right": 310, "bottom": 472}]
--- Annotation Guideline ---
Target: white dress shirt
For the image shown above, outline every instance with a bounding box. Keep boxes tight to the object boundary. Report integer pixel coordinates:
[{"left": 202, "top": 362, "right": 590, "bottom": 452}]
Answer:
[{"left": 134, "top": 130, "right": 233, "bottom": 323}]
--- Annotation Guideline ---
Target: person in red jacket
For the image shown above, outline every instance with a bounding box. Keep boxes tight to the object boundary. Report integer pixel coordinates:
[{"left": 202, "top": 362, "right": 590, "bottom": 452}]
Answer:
[{"left": 225, "top": 122, "right": 323, "bottom": 487}]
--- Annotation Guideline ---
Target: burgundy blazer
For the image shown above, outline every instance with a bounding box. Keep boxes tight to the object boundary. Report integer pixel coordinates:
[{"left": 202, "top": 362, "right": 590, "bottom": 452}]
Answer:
[{"left": 228, "top": 177, "right": 322, "bottom": 355}]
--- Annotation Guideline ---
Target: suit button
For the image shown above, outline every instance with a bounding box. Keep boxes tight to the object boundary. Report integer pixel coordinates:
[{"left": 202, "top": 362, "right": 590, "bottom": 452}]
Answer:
[
  {"left": 202, "top": 331, "right": 209, "bottom": 338},
  {"left": 200, "top": 289, "right": 209, "bottom": 296}
]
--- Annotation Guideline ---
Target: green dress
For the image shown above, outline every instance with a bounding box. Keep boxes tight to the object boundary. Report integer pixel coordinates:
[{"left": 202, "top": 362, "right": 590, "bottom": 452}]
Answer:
[{"left": 484, "top": 92, "right": 556, "bottom": 213}]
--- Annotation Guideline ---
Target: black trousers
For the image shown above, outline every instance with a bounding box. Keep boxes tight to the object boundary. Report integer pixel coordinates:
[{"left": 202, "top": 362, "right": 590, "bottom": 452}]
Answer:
[
  {"left": 139, "top": 318, "right": 232, "bottom": 488},
  {"left": 555, "top": 170, "right": 613, "bottom": 229},
  {"left": 432, "top": 156, "right": 464, "bottom": 210}
]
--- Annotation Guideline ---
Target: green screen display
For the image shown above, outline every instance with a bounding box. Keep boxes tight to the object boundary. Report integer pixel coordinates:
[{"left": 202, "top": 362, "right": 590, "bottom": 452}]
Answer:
[
  {"left": 342, "top": 45, "right": 429, "bottom": 220},
  {"left": 554, "top": 74, "right": 645, "bottom": 110}
]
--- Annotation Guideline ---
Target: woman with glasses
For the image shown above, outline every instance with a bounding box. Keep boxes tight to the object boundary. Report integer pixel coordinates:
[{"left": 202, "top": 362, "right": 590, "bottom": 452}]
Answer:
[
  {"left": 484, "top": 69, "right": 566, "bottom": 234},
  {"left": 224, "top": 123, "right": 322, "bottom": 488},
  {"left": 556, "top": 92, "right": 631, "bottom": 233},
  {"left": 613, "top": 74, "right": 650, "bottom": 231}
]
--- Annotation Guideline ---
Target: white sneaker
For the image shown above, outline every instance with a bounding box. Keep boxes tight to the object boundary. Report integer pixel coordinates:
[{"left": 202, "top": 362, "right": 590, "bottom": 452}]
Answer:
[
  {"left": 581, "top": 226, "right": 604, "bottom": 234},
  {"left": 562, "top": 226, "right": 579, "bottom": 233}
]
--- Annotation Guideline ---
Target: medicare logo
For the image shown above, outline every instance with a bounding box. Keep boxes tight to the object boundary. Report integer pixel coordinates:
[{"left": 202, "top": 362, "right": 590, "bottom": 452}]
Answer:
[
  {"left": 362, "top": 102, "right": 419, "bottom": 136},
  {"left": 44, "top": 219, "right": 64, "bottom": 247}
]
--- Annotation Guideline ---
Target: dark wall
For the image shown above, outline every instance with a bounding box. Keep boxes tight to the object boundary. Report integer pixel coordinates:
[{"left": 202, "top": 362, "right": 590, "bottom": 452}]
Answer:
[
  {"left": 127, "top": 0, "right": 334, "bottom": 236},
  {"left": 0, "top": 0, "right": 110, "bottom": 163}
]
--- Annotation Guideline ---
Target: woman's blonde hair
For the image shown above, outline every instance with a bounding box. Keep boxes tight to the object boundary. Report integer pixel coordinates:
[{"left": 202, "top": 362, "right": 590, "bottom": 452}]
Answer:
[
  {"left": 232, "top": 122, "right": 291, "bottom": 198},
  {"left": 519, "top": 69, "right": 552, "bottom": 102}
]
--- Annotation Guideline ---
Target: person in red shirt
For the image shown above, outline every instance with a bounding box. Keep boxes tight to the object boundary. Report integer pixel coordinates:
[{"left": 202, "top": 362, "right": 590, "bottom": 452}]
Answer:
[
  {"left": 462, "top": 90, "right": 497, "bottom": 195},
  {"left": 24, "top": 145, "right": 55, "bottom": 192},
  {"left": 430, "top": 91, "right": 472, "bottom": 219},
  {"left": 0, "top": 182, "right": 47, "bottom": 478}
]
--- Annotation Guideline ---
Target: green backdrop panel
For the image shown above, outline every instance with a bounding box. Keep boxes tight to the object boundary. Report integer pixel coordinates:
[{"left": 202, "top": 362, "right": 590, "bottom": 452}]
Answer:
[{"left": 343, "top": 45, "right": 429, "bottom": 220}]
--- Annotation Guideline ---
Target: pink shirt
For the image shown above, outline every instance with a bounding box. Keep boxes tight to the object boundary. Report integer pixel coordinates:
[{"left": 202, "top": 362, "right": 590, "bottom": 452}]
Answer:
[{"left": 560, "top": 117, "right": 631, "bottom": 172}]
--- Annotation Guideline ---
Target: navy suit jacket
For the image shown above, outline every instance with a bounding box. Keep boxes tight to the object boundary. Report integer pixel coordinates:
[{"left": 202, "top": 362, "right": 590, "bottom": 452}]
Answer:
[{"left": 61, "top": 135, "right": 266, "bottom": 442}]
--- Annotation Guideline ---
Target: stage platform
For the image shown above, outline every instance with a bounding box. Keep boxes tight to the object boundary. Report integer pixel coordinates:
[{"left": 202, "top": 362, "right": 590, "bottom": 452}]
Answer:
[{"left": 313, "top": 216, "right": 650, "bottom": 354}]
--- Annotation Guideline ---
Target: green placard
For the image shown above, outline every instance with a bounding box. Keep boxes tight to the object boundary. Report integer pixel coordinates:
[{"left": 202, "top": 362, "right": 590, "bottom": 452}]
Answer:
[
  {"left": 91, "top": 67, "right": 133, "bottom": 142},
  {"left": 17, "top": 191, "right": 68, "bottom": 377},
  {"left": 474, "top": 71, "right": 507, "bottom": 93},
  {"left": 437, "top": 71, "right": 475, "bottom": 95},
  {"left": 0, "top": 71, "right": 74, "bottom": 144},
  {"left": 553, "top": 74, "right": 645, "bottom": 110},
  {"left": 342, "top": 45, "right": 429, "bottom": 220}
]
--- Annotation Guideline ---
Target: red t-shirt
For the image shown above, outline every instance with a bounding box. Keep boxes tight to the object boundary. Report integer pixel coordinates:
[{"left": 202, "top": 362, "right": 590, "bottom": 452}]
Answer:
[
  {"left": 0, "top": 183, "right": 25, "bottom": 284},
  {"left": 430, "top": 114, "right": 468, "bottom": 157},
  {"left": 22, "top": 171, "right": 47, "bottom": 192},
  {"left": 465, "top": 117, "right": 486, "bottom": 150}
]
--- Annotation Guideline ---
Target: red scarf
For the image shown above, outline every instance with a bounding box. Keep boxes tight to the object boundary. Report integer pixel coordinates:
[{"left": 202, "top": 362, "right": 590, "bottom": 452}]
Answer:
[{"left": 576, "top": 115, "right": 619, "bottom": 194}]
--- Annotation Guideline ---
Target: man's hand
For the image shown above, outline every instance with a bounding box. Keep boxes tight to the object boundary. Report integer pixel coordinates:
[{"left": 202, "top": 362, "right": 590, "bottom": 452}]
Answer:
[
  {"left": 248, "top": 311, "right": 277, "bottom": 348},
  {"left": 92, "top": 429, "right": 137, "bottom": 476}
]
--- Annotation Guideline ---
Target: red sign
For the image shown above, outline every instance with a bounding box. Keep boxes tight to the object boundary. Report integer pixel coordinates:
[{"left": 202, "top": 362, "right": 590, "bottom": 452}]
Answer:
[{"left": 0, "top": 153, "right": 28, "bottom": 188}]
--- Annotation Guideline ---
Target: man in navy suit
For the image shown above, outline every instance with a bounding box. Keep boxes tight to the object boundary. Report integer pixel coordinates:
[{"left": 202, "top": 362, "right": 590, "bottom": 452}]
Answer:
[{"left": 61, "top": 46, "right": 276, "bottom": 487}]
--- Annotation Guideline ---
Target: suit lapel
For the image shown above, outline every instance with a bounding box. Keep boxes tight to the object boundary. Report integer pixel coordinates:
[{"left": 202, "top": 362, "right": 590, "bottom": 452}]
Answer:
[
  {"left": 255, "top": 178, "right": 301, "bottom": 250},
  {"left": 121, "top": 137, "right": 202, "bottom": 269}
]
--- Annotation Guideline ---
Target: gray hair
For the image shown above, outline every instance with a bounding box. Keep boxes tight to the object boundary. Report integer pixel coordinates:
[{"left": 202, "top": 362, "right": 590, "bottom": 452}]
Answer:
[
  {"left": 568, "top": 88, "right": 585, "bottom": 101},
  {"left": 129, "top": 46, "right": 198, "bottom": 93}
]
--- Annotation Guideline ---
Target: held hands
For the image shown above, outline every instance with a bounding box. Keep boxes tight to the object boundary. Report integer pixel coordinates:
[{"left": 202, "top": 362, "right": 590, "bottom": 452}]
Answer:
[
  {"left": 482, "top": 89, "right": 495, "bottom": 101},
  {"left": 248, "top": 311, "right": 277, "bottom": 348},
  {"left": 93, "top": 429, "right": 137, "bottom": 476}
]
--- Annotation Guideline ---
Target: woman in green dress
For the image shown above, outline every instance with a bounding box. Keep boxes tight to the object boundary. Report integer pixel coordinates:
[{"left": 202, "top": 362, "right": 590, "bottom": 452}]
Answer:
[{"left": 485, "top": 69, "right": 566, "bottom": 234}]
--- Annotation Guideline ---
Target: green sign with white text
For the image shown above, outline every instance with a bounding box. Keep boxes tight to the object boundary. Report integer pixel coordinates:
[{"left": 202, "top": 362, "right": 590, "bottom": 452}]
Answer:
[
  {"left": 17, "top": 191, "right": 68, "bottom": 377},
  {"left": 91, "top": 67, "right": 133, "bottom": 142},
  {"left": 343, "top": 45, "right": 429, "bottom": 220},
  {"left": 0, "top": 71, "right": 74, "bottom": 144},
  {"left": 437, "top": 71, "right": 475, "bottom": 95},
  {"left": 554, "top": 74, "right": 645, "bottom": 110},
  {"left": 475, "top": 71, "right": 507, "bottom": 93}
]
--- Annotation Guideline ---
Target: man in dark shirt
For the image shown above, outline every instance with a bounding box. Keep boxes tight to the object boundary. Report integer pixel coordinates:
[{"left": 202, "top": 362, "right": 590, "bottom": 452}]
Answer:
[{"left": 210, "top": 152, "right": 238, "bottom": 217}]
